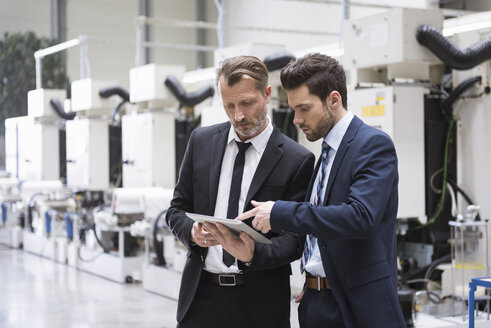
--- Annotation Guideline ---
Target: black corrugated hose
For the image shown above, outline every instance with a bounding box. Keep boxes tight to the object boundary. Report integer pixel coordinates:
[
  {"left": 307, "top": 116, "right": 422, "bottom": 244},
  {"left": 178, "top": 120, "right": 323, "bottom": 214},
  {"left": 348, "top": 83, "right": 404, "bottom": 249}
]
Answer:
[
  {"left": 49, "top": 98, "right": 76, "bottom": 120},
  {"left": 263, "top": 52, "right": 296, "bottom": 72},
  {"left": 99, "top": 86, "right": 130, "bottom": 102},
  {"left": 416, "top": 24, "right": 491, "bottom": 71},
  {"left": 164, "top": 76, "right": 214, "bottom": 108},
  {"left": 98, "top": 86, "right": 131, "bottom": 122}
]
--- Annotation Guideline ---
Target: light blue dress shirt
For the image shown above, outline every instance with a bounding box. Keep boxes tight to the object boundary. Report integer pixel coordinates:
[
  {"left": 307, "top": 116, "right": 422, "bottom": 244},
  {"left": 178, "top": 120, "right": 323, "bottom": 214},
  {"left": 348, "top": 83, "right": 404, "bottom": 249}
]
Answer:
[{"left": 304, "top": 111, "right": 354, "bottom": 277}]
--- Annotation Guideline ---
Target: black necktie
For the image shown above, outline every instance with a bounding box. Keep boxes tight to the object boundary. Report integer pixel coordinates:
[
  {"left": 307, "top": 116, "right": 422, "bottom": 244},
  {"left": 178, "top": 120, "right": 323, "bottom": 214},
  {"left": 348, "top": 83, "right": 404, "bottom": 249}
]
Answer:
[{"left": 223, "top": 141, "right": 252, "bottom": 267}]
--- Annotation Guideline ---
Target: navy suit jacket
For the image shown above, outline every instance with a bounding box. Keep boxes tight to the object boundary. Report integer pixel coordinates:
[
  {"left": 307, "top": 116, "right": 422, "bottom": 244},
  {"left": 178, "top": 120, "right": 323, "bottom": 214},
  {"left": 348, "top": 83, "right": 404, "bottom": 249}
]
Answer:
[{"left": 271, "top": 115, "right": 405, "bottom": 327}]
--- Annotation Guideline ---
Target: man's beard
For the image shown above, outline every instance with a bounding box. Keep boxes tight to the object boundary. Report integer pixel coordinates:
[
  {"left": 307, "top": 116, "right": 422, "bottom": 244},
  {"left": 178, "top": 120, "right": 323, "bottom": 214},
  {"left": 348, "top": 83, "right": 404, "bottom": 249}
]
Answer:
[
  {"left": 302, "top": 105, "right": 334, "bottom": 141},
  {"left": 234, "top": 110, "right": 267, "bottom": 139}
]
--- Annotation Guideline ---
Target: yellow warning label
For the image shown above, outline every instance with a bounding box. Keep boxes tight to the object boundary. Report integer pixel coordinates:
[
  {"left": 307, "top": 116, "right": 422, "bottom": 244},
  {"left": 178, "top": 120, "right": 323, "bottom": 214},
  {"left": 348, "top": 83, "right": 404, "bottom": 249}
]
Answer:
[
  {"left": 362, "top": 105, "right": 385, "bottom": 117},
  {"left": 455, "top": 262, "right": 485, "bottom": 270}
]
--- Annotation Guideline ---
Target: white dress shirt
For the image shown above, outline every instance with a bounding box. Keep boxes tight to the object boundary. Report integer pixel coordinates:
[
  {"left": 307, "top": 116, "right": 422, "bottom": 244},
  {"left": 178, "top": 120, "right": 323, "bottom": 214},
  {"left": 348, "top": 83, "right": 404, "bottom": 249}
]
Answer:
[
  {"left": 204, "top": 117, "right": 273, "bottom": 273},
  {"left": 304, "top": 111, "right": 354, "bottom": 277}
]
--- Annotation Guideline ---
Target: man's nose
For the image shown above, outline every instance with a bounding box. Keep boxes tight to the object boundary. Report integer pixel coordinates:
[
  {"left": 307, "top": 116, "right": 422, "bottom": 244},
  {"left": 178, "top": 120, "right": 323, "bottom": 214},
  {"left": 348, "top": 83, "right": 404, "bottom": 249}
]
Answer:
[
  {"left": 293, "top": 112, "right": 302, "bottom": 125},
  {"left": 235, "top": 111, "right": 245, "bottom": 121}
]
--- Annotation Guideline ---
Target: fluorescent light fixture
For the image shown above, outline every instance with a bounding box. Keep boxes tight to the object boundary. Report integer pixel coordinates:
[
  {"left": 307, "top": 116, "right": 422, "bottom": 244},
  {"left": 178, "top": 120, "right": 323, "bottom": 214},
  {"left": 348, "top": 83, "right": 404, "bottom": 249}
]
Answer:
[
  {"left": 443, "top": 11, "right": 491, "bottom": 37},
  {"left": 182, "top": 67, "right": 216, "bottom": 84}
]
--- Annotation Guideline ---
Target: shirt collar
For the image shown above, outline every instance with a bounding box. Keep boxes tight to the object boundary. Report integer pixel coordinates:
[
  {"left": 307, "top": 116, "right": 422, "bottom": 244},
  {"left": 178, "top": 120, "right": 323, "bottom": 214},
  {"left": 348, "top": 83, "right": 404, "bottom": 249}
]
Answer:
[
  {"left": 227, "top": 116, "right": 273, "bottom": 153},
  {"left": 324, "top": 111, "right": 354, "bottom": 152}
]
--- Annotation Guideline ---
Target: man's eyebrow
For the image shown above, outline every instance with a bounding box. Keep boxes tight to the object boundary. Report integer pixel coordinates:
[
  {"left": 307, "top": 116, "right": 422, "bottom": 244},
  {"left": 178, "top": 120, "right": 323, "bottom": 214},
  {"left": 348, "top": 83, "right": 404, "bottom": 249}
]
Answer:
[{"left": 292, "top": 103, "right": 309, "bottom": 109}]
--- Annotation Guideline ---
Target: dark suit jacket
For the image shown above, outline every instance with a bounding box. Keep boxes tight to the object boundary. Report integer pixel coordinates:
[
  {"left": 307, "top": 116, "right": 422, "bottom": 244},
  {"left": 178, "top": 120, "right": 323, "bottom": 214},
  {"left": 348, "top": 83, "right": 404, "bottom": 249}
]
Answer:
[
  {"left": 166, "top": 121, "right": 314, "bottom": 327},
  {"left": 271, "top": 115, "right": 406, "bottom": 327}
]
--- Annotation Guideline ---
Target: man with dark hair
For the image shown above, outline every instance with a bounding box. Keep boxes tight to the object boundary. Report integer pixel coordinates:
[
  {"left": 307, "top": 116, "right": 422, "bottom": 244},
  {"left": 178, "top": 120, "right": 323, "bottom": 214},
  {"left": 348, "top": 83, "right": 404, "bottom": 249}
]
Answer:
[
  {"left": 238, "top": 53, "right": 406, "bottom": 327},
  {"left": 166, "top": 55, "right": 314, "bottom": 328}
]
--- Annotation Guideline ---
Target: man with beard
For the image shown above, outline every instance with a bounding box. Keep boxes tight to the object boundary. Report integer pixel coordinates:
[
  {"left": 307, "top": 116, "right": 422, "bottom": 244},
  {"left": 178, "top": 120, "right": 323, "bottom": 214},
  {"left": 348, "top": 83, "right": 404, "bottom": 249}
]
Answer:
[
  {"left": 166, "top": 55, "right": 315, "bottom": 328},
  {"left": 237, "top": 53, "right": 406, "bottom": 327}
]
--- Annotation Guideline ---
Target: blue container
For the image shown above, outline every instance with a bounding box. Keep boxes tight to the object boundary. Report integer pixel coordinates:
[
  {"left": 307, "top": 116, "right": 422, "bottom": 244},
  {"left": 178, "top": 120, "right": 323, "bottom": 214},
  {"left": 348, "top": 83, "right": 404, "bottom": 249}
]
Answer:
[
  {"left": 45, "top": 211, "right": 52, "bottom": 234},
  {"left": 1, "top": 202, "right": 7, "bottom": 224},
  {"left": 65, "top": 213, "right": 73, "bottom": 239}
]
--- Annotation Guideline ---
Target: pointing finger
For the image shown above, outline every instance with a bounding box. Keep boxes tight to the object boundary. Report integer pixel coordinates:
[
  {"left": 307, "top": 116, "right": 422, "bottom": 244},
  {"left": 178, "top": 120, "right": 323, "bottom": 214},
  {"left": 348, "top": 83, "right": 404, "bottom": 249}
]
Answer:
[{"left": 235, "top": 208, "right": 256, "bottom": 221}]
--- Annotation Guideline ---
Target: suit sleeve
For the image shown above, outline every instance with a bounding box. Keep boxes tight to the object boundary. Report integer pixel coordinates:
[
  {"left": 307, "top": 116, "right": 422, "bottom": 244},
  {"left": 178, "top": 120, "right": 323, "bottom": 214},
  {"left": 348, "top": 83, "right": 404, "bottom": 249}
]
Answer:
[
  {"left": 270, "top": 133, "right": 397, "bottom": 240},
  {"left": 241, "top": 151, "right": 315, "bottom": 271},
  {"left": 165, "top": 130, "right": 204, "bottom": 257}
]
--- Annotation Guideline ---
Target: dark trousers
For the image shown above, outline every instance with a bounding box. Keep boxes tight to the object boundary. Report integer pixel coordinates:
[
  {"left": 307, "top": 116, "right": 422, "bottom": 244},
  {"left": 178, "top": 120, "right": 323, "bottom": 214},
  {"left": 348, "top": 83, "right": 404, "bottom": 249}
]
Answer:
[
  {"left": 178, "top": 281, "right": 249, "bottom": 328},
  {"left": 298, "top": 288, "right": 345, "bottom": 328},
  {"left": 178, "top": 273, "right": 290, "bottom": 328}
]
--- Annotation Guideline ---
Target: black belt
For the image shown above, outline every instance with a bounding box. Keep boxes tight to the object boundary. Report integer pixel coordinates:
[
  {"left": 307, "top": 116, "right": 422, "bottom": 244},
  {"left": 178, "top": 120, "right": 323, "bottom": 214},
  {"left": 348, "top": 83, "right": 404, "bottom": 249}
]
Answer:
[{"left": 201, "top": 270, "right": 246, "bottom": 287}]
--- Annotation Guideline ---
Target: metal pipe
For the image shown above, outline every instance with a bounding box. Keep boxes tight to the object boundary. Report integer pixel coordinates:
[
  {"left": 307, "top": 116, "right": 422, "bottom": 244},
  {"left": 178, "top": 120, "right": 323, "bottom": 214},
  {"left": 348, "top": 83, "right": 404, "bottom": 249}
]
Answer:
[
  {"left": 34, "top": 38, "right": 80, "bottom": 59},
  {"left": 229, "top": 25, "right": 338, "bottom": 36},
  {"left": 142, "top": 41, "right": 216, "bottom": 52},
  {"left": 142, "top": 17, "right": 217, "bottom": 30},
  {"left": 35, "top": 57, "right": 42, "bottom": 89}
]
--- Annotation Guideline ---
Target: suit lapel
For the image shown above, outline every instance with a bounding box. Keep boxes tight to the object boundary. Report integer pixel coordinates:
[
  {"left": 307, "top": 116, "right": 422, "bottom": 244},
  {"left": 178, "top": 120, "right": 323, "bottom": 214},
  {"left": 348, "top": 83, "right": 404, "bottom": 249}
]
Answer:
[
  {"left": 209, "top": 123, "right": 230, "bottom": 214},
  {"left": 323, "top": 115, "right": 362, "bottom": 204},
  {"left": 244, "top": 127, "right": 284, "bottom": 211}
]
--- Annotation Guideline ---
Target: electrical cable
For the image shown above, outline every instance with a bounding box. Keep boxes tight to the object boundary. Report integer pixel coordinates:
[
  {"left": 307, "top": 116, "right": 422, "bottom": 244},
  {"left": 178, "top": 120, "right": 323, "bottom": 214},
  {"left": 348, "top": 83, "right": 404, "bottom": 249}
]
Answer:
[
  {"left": 77, "top": 224, "right": 108, "bottom": 262},
  {"left": 412, "top": 76, "right": 482, "bottom": 230},
  {"left": 424, "top": 254, "right": 451, "bottom": 304},
  {"left": 153, "top": 209, "right": 168, "bottom": 266},
  {"left": 411, "top": 116, "right": 454, "bottom": 230},
  {"left": 450, "top": 180, "right": 473, "bottom": 205},
  {"left": 447, "top": 182, "right": 458, "bottom": 217},
  {"left": 429, "top": 167, "right": 444, "bottom": 194}
]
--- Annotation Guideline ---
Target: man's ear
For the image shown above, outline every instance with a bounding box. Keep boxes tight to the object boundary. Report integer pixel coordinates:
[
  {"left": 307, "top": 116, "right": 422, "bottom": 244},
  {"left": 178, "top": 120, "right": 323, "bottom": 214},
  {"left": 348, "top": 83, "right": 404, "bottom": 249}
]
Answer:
[
  {"left": 328, "top": 90, "right": 342, "bottom": 108},
  {"left": 265, "top": 85, "right": 272, "bottom": 104}
]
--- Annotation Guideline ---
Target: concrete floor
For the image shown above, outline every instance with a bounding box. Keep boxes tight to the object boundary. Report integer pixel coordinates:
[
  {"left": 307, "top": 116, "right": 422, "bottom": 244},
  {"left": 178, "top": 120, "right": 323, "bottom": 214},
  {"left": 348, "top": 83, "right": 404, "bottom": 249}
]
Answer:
[
  {"left": 0, "top": 245, "right": 178, "bottom": 328},
  {"left": 1, "top": 243, "right": 490, "bottom": 328}
]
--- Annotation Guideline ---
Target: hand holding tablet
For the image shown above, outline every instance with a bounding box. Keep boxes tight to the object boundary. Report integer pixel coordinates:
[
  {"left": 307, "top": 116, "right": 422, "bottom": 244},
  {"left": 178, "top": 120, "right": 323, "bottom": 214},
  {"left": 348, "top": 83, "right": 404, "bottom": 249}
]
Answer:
[{"left": 186, "top": 212, "right": 272, "bottom": 244}]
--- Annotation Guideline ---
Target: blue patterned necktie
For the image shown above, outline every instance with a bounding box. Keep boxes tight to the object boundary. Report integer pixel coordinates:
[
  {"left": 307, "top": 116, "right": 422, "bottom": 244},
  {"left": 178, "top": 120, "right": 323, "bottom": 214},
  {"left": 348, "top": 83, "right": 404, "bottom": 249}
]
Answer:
[{"left": 300, "top": 141, "right": 330, "bottom": 273}]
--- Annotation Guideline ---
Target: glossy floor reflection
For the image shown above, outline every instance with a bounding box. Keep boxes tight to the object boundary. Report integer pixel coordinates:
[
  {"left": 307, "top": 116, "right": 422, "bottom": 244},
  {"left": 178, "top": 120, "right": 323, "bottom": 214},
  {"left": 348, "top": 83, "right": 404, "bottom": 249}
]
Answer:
[
  {"left": 4, "top": 243, "right": 488, "bottom": 328},
  {"left": 0, "top": 245, "right": 178, "bottom": 328}
]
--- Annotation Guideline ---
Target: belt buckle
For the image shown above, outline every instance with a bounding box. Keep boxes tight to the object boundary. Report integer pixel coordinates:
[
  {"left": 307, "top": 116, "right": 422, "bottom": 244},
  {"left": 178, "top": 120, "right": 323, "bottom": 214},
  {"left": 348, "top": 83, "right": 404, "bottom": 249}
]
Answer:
[
  {"left": 316, "top": 277, "right": 321, "bottom": 291},
  {"left": 218, "top": 274, "right": 236, "bottom": 286}
]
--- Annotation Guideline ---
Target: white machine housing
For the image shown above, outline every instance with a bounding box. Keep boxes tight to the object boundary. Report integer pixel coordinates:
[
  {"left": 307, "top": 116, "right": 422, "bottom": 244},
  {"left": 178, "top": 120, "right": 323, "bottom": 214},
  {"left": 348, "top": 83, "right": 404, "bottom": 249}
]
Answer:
[
  {"left": 450, "top": 22, "right": 491, "bottom": 222},
  {"left": 344, "top": 8, "right": 443, "bottom": 86},
  {"left": 6, "top": 117, "right": 60, "bottom": 181},
  {"left": 348, "top": 86, "right": 427, "bottom": 222},
  {"left": 27, "top": 88, "right": 67, "bottom": 118},
  {"left": 5, "top": 116, "right": 25, "bottom": 178},
  {"left": 65, "top": 118, "right": 109, "bottom": 190},
  {"left": 129, "top": 63, "right": 185, "bottom": 107},
  {"left": 122, "top": 111, "right": 176, "bottom": 188},
  {"left": 71, "top": 78, "right": 117, "bottom": 114}
]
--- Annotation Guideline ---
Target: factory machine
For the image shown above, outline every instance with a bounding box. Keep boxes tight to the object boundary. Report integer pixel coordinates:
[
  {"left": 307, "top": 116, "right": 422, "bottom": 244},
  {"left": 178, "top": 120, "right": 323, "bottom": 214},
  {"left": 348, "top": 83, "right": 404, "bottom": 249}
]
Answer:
[
  {"left": 2, "top": 87, "right": 79, "bottom": 262},
  {"left": 0, "top": 176, "right": 22, "bottom": 248},
  {"left": 122, "top": 62, "right": 215, "bottom": 296},
  {"left": 344, "top": 8, "right": 491, "bottom": 325},
  {"left": 63, "top": 77, "right": 153, "bottom": 283}
]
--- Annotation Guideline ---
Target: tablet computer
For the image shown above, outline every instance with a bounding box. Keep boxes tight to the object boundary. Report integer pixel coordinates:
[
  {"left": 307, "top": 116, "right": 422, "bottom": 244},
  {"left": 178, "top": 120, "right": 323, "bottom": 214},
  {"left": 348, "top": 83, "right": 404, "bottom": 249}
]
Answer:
[{"left": 186, "top": 212, "right": 272, "bottom": 244}]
